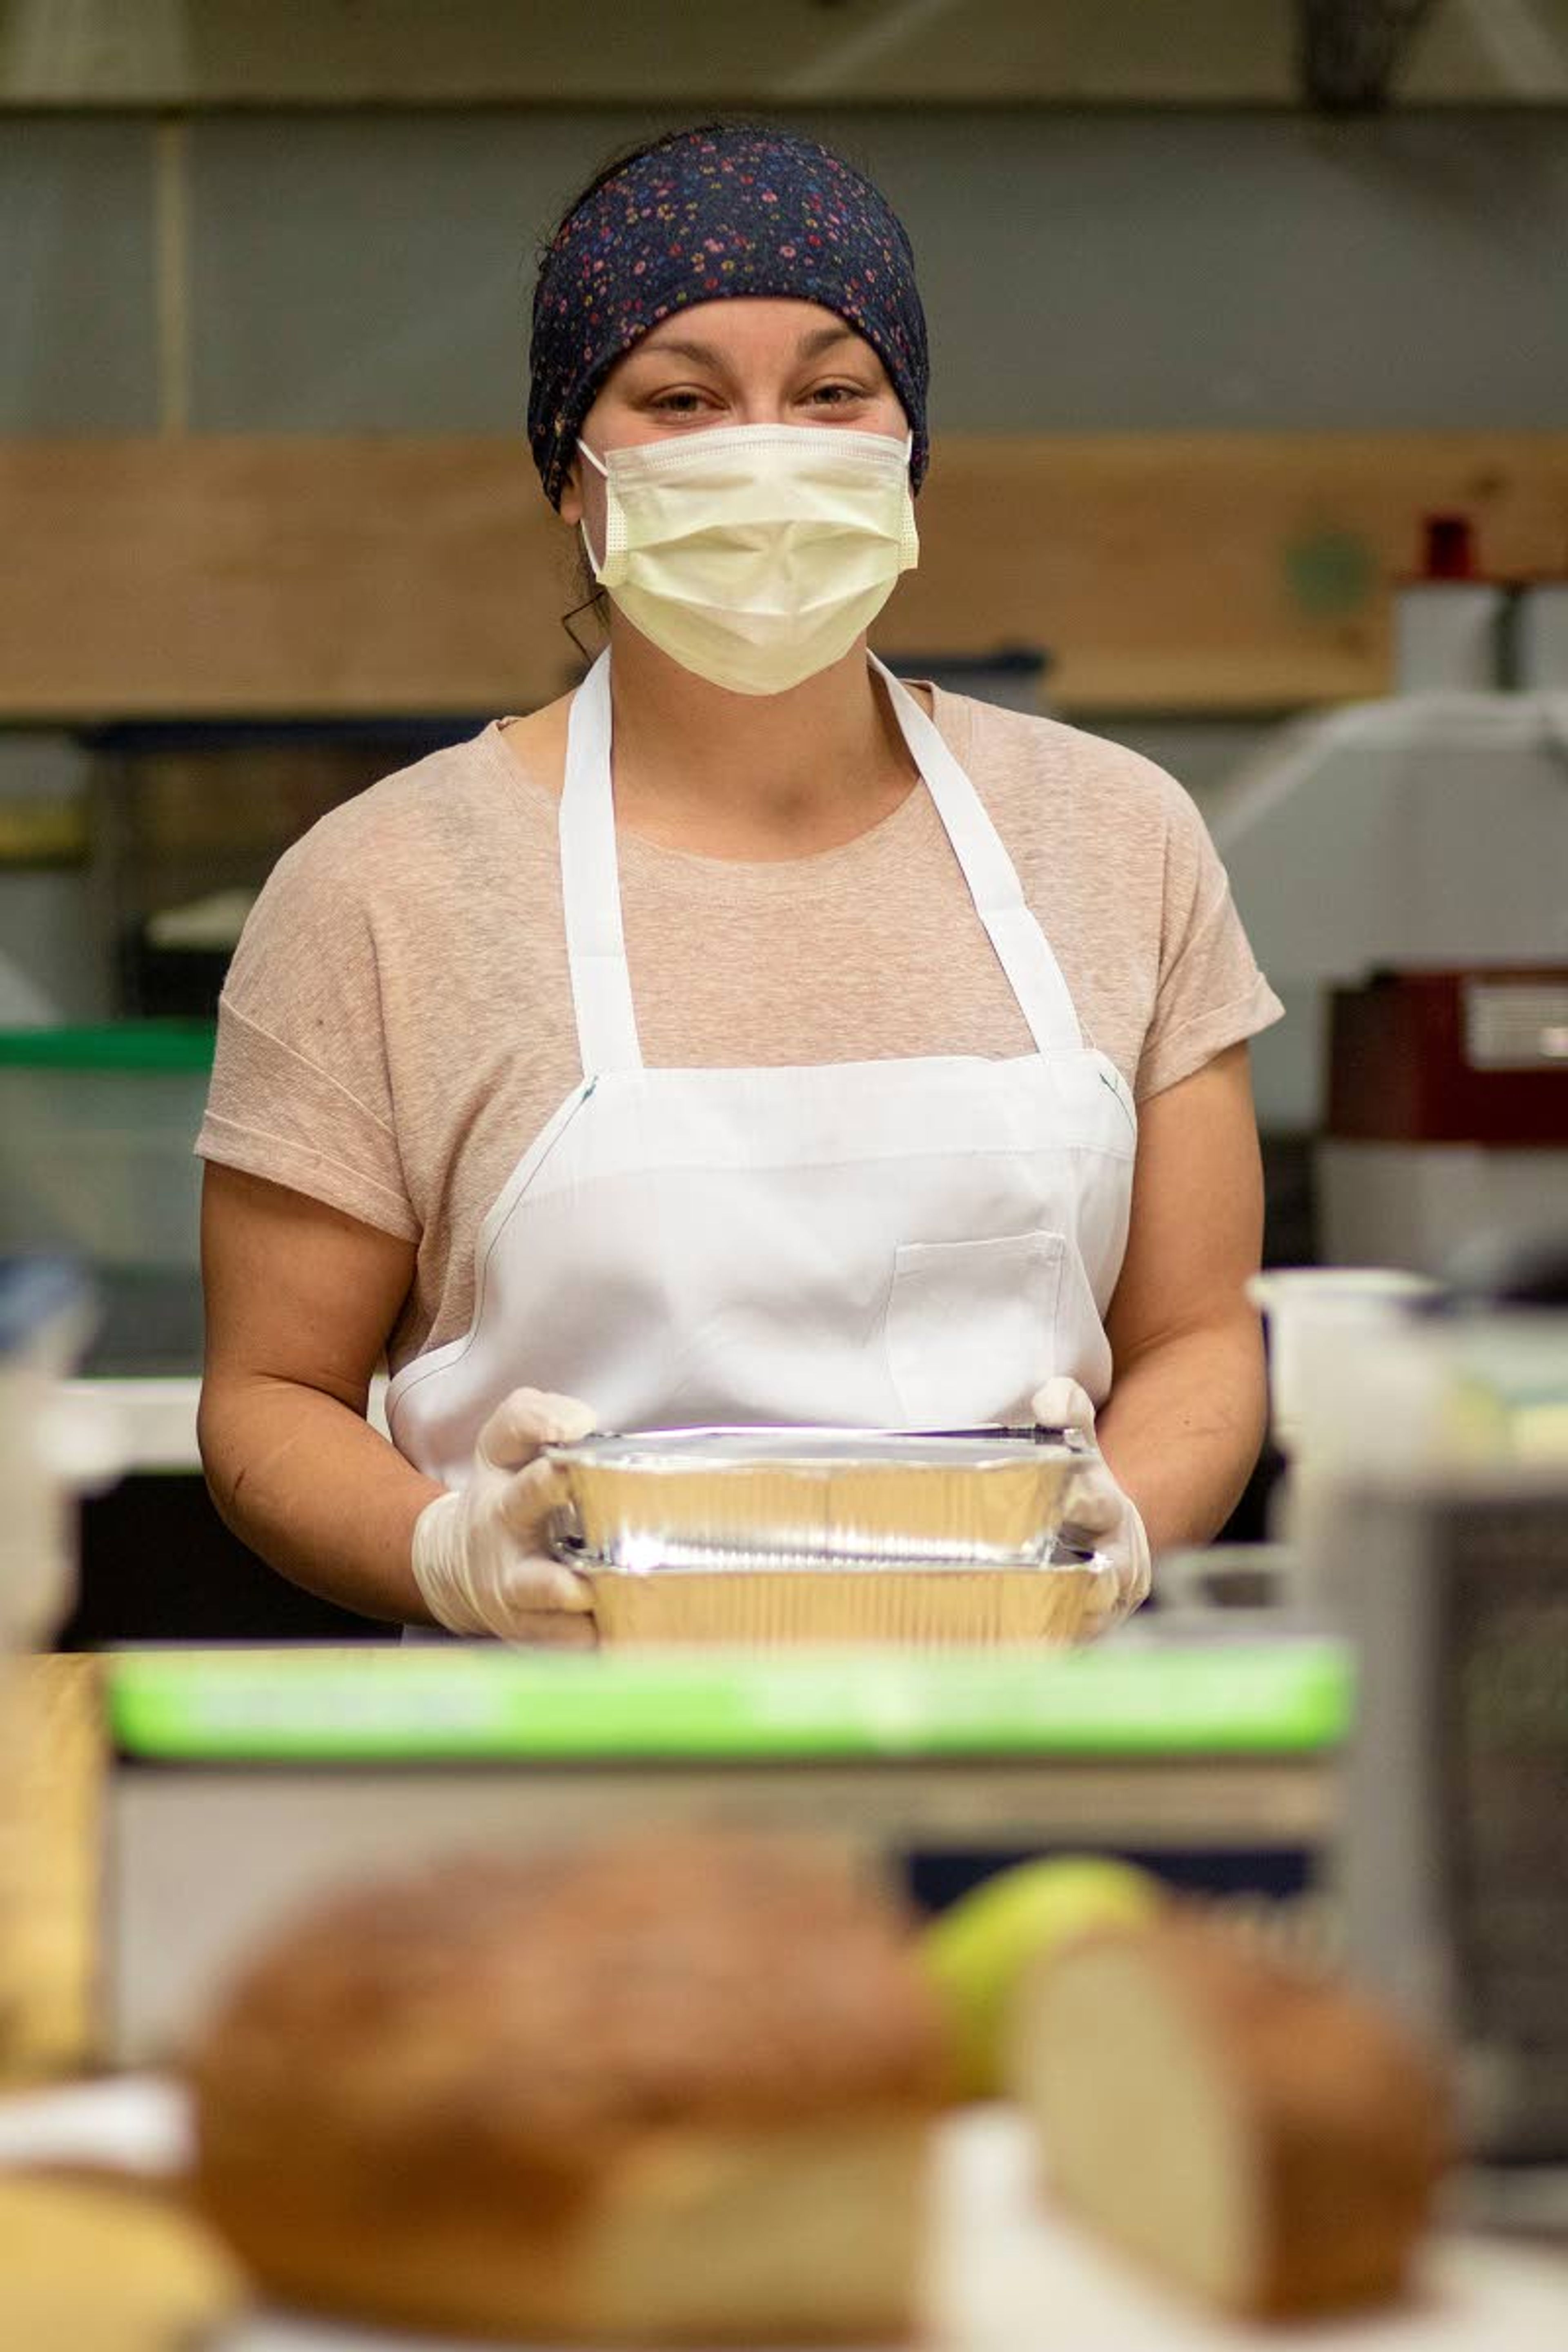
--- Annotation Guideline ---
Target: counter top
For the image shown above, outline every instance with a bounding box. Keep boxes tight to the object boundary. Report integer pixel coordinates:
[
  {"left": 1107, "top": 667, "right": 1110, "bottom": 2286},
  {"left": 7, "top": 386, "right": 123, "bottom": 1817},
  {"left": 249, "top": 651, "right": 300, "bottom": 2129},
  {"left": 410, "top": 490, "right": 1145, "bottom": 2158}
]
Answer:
[{"left": 0, "top": 2081, "right": 1562, "bottom": 2348}]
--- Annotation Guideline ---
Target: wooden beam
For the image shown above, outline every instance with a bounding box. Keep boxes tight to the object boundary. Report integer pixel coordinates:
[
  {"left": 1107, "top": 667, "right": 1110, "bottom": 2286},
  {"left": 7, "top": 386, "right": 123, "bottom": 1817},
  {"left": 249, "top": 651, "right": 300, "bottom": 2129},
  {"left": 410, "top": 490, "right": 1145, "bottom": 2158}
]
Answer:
[{"left": 6, "top": 431, "right": 1568, "bottom": 719}]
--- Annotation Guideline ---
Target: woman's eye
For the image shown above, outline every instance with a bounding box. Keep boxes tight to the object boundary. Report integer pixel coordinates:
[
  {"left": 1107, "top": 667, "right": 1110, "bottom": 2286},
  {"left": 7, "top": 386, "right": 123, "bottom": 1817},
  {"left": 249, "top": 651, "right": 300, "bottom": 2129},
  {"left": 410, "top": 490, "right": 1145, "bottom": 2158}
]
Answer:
[
  {"left": 648, "top": 390, "right": 710, "bottom": 414},
  {"left": 805, "top": 383, "right": 864, "bottom": 407}
]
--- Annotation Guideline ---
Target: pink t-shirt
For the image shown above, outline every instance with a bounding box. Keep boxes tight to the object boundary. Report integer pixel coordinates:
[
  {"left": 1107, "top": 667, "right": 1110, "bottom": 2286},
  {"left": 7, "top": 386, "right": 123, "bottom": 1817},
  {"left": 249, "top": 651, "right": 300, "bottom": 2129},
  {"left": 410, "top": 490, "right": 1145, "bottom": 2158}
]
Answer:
[{"left": 198, "top": 684, "right": 1282, "bottom": 1377}]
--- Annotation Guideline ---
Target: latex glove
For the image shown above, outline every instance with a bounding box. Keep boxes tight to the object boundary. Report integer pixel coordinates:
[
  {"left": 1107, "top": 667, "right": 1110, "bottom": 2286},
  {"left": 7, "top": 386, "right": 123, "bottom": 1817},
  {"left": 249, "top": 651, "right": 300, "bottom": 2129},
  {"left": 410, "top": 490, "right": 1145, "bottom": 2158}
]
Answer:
[
  {"left": 410, "top": 1387, "right": 598, "bottom": 1645},
  {"left": 1030, "top": 1375, "right": 1152, "bottom": 1627}
]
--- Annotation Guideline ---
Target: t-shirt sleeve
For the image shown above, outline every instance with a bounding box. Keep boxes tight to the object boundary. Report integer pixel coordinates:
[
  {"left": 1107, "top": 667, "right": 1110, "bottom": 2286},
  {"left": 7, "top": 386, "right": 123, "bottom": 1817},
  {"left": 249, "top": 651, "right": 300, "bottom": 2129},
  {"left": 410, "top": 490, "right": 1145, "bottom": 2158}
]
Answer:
[
  {"left": 196, "top": 821, "right": 419, "bottom": 1242},
  {"left": 1134, "top": 781, "right": 1284, "bottom": 1104}
]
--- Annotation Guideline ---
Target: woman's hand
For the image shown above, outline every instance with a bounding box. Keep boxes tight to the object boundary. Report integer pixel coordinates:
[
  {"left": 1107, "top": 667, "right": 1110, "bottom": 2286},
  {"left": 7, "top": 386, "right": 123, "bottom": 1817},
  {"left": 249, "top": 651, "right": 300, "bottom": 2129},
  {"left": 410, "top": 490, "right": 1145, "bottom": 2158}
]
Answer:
[
  {"left": 1031, "top": 1375, "right": 1152, "bottom": 1628},
  {"left": 410, "top": 1388, "right": 599, "bottom": 1644}
]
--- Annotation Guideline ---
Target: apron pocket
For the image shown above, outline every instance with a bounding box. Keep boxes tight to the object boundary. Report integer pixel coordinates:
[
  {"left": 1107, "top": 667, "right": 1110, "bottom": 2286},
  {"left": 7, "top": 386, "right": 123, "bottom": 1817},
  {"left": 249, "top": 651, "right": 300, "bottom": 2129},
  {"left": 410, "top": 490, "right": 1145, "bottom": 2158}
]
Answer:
[{"left": 885, "top": 1230, "right": 1066, "bottom": 1430}]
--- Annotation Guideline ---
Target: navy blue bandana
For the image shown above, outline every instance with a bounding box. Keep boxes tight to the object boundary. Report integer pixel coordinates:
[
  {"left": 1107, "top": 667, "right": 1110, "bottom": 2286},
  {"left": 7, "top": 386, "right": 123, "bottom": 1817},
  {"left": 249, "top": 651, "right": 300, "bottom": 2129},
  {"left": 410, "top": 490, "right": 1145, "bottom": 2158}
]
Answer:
[{"left": 528, "top": 126, "right": 929, "bottom": 510}]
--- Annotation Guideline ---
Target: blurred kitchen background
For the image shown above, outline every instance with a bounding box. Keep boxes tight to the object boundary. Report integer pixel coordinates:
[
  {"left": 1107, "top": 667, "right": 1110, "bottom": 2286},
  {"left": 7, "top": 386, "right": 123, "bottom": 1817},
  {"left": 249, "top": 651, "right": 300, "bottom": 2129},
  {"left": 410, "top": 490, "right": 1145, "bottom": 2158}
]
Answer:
[{"left": 2, "top": 0, "right": 1566, "bottom": 1631}]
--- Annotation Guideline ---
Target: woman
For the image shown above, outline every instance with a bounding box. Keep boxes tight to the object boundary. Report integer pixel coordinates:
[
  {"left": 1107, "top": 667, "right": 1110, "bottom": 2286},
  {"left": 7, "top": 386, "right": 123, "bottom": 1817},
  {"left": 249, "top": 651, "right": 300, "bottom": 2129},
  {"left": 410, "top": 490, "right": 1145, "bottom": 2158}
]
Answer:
[{"left": 197, "top": 123, "right": 1282, "bottom": 1642}]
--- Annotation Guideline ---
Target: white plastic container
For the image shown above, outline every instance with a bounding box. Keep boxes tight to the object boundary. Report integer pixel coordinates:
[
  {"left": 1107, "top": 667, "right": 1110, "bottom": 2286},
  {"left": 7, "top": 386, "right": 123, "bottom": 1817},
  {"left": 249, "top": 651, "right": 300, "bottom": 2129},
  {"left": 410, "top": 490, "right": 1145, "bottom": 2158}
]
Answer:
[
  {"left": 1393, "top": 580, "right": 1508, "bottom": 691},
  {"left": 1392, "top": 517, "right": 1507, "bottom": 693},
  {"left": 1246, "top": 1266, "right": 1437, "bottom": 1460}
]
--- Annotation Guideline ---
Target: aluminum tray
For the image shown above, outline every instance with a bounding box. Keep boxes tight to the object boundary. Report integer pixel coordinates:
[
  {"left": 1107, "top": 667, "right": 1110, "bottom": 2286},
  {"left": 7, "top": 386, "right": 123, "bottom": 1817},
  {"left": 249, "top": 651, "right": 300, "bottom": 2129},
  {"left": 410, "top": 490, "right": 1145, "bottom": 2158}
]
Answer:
[{"left": 581, "top": 1561, "right": 1109, "bottom": 1647}]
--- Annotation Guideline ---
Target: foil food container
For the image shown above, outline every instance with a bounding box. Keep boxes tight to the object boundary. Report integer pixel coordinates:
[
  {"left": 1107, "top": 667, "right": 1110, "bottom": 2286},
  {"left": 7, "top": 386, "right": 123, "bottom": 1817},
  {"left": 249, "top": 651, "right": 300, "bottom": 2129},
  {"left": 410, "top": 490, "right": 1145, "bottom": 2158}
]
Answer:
[{"left": 543, "top": 1426, "right": 1110, "bottom": 1648}]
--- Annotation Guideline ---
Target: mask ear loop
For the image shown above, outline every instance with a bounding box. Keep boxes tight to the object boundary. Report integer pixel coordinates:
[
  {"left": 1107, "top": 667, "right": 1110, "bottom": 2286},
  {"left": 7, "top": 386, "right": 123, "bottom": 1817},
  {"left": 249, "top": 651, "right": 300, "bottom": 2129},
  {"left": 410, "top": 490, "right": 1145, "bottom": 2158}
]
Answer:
[
  {"left": 575, "top": 438, "right": 612, "bottom": 580},
  {"left": 898, "top": 431, "right": 920, "bottom": 568},
  {"left": 562, "top": 439, "right": 612, "bottom": 662}
]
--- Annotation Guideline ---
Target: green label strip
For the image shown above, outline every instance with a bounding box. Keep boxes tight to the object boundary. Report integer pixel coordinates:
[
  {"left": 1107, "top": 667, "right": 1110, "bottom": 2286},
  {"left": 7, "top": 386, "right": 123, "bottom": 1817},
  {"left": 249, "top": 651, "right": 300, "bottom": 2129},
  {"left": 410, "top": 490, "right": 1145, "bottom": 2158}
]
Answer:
[{"left": 108, "top": 1641, "right": 1350, "bottom": 1765}]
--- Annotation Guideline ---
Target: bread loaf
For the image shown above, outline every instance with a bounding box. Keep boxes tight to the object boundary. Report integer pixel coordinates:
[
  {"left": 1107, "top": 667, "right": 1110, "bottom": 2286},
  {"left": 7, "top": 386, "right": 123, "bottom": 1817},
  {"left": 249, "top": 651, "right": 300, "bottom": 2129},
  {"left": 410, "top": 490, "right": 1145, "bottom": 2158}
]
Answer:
[
  {"left": 1011, "top": 1915, "right": 1450, "bottom": 2318},
  {"left": 190, "top": 1832, "right": 945, "bottom": 2342}
]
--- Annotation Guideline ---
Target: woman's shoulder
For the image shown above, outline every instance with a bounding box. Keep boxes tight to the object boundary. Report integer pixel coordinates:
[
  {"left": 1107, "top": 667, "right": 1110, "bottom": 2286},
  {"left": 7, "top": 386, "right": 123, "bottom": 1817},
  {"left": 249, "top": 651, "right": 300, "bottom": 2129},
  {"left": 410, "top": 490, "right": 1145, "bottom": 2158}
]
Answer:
[
  {"left": 933, "top": 688, "right": 1191, "bottom": 820},
  {"left": 264, "top": 725, "right": 545, "bottom": 904},
  {"left": 225, "top": 727, "right": 550, "bottom": 995},
  {"left": 314, "top": 724, "right": 532, "bottom": 850}
]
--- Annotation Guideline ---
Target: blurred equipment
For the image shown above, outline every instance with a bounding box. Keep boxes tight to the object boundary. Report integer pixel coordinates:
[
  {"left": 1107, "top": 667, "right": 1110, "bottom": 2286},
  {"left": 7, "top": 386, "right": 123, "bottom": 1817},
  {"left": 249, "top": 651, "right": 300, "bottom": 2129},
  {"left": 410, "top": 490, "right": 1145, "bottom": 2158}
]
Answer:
[
  {"left": 1388, "top": 513, "right": 1568, "bottom": 695},
  {"left": 1515, "top": 574, "right": 1568, "bottom": 691},
  {"left": 1327, "top": 1459, "right": 1568, "bottom": 2172},
  {"left": 1296, "top": 1237, "right": 1568, "bottom": 2183},
  {"left": 1297, "top": 0, "right": 1440, "bottom": 112},
  {"left": 0, "top": 1032, "right": 354, "bottom": 1648},
  {"left": 0, "top": 1024, "right": 212, "bottom": 1374},
  {"left": 0, "top": 1256, "right": 98, "bottom": 1653},
  {"left": 0, "top": 1256, "right": 114, "bottom": 2083},
  {"left": 884, "top": 646, "right": 1050, "bottom": 713},
  {"left": 1324, "top": 964, "right": 1568, "bottom": 1270},
  {"left": 1213, "top": 695, "right": 1568, "bottom": 1272},
  {"left": 82, "top": 718, "right": 484, "bottom": 1018}
]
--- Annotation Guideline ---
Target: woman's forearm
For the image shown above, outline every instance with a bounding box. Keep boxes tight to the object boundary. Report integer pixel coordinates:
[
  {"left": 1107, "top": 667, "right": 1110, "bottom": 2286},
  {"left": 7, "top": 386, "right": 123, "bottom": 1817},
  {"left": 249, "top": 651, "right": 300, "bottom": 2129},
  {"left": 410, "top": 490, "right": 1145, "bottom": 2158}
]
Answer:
[
  {"left": 1094, "top": 1311, "right": 1268, "bottom": 1560},
  {"left": 199, "top": 1370, "right": 443, "bottom": 1625}
]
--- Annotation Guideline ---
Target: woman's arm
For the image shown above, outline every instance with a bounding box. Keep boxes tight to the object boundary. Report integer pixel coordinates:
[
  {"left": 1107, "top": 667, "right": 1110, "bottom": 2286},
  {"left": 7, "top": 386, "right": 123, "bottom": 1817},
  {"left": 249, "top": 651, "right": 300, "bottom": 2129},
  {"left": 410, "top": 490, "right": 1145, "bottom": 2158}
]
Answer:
[
  {"left": 198, "top": 1163, "right": 443, "bottom": 1623},
  {"left": 1096, "top": 1041, "right": 1269, "bottom": 1557}
]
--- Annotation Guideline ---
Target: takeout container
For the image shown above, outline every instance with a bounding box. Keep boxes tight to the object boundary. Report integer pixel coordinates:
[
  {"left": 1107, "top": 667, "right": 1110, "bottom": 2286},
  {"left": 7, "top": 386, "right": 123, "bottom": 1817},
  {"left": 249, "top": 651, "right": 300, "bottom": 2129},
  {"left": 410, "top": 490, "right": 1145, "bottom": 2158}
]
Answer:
[{"left": 545, "top": 1427, "right": 1110, "bottom": 1647}]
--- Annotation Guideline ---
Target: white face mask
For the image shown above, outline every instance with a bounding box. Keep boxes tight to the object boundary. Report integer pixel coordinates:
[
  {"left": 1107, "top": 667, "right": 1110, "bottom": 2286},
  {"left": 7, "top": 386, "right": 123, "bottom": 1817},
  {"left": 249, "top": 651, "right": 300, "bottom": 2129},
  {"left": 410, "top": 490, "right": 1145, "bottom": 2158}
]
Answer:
[{"left": 577, "top": 423, "right": 919, "bottom": 697}]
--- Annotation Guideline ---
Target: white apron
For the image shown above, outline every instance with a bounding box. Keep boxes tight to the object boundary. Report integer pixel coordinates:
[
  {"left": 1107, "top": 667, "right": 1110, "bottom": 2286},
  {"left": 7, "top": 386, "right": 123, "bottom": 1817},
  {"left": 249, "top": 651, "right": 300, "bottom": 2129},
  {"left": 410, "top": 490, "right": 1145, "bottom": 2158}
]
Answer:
[{"left": 387, "top": 652, "right": 1137, "bottom": 1490}]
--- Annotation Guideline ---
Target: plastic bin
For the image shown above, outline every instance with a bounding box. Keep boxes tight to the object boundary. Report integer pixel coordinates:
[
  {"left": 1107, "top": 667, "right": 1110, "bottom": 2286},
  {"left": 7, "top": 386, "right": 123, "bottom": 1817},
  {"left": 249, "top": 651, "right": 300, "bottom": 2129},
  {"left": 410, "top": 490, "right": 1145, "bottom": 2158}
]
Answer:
[{"left": 0, "top": 1025, "right": 213, "bottom": 1274}]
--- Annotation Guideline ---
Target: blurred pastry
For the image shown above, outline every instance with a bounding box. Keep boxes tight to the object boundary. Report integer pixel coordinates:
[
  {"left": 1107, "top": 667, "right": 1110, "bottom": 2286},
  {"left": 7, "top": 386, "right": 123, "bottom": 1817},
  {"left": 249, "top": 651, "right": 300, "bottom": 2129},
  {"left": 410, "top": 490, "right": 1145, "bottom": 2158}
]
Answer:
[{"left": 190, "top": 1831, "right": 944, "bottom": 2343}]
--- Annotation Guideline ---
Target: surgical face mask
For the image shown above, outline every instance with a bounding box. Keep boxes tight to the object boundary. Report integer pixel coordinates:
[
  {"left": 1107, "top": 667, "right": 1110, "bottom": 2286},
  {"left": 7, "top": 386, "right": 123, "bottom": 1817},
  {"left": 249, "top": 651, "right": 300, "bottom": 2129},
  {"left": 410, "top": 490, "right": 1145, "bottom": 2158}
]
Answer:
[{"left": 576, "top": 424, "right": 919, "bottom": 697}]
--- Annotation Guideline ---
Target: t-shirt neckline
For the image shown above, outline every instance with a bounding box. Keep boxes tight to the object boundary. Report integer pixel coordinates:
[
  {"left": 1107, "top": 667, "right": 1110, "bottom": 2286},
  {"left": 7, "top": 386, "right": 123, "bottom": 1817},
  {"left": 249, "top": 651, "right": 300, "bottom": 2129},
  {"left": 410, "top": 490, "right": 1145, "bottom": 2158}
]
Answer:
[{"left": 480, "top": 679, "right": 974, "bottom": 904}]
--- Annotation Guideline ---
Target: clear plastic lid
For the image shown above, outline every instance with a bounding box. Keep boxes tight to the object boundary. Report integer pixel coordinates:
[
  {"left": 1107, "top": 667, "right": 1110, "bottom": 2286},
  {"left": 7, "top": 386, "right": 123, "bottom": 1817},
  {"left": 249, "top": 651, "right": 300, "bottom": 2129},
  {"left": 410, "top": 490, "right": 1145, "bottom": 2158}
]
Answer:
[{"left": 552, "top": 1424, "right": 1081, "bottom": 1471}]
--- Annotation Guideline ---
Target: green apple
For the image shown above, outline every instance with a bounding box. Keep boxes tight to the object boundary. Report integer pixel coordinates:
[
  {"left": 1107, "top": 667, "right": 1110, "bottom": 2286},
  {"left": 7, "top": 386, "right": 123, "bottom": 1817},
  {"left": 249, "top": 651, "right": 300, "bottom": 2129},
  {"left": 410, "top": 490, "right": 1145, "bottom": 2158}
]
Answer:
[{"left": 922, "top": 1855, "right": 1165, "bottom": 2100}]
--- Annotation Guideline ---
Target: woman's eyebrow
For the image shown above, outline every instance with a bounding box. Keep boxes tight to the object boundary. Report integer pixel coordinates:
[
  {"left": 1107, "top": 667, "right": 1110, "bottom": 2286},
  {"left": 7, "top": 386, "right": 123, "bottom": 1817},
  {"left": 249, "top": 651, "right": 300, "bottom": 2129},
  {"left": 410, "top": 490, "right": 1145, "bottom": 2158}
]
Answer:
[
  {"left": 630, "top": 324, "right": 864, "bottom": 368},
  {"left": 795, "top": 324, "right": 858, "bottom": 358},
  {"left": 632, "top": 336, "right": 726, "bottom": 368}
]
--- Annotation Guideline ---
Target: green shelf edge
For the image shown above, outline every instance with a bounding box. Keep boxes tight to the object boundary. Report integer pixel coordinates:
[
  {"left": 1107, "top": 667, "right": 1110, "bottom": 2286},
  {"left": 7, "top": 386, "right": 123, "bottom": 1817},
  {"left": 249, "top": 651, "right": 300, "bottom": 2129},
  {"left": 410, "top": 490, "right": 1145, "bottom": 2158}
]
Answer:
[
  {"left": 107, "top": 1641, "right": 1352, "bottom": 1766},
  {"left": 0, "top": 1020, "right": 216, "bottom": 1073}
]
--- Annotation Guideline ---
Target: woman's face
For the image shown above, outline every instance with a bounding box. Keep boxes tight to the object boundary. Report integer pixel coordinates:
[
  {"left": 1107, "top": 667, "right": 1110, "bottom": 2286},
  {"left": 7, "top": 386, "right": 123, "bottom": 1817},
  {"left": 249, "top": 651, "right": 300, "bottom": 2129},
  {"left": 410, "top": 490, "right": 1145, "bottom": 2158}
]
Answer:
[{"left": 559, "top": 296, "right": 908, "bottom": 557}]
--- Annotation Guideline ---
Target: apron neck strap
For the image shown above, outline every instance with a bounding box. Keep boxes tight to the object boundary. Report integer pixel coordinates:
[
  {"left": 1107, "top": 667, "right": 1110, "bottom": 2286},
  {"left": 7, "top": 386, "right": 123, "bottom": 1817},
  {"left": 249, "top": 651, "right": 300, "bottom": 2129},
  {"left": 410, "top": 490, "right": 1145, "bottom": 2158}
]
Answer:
[
  {"left": 560, "top": 650, "right": 644, "bottom": 1075},
  {"left": 558, "top": 649, "right": 1086, "bottom": 1077},
  {"left": 867, "top": 656, "right": 1084, "bottom": 1056}
]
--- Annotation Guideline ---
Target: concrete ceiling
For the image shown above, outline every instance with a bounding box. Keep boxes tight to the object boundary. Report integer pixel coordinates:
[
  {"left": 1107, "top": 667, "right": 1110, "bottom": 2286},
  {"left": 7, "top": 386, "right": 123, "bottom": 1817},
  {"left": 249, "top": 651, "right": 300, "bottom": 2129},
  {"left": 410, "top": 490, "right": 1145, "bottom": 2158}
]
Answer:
[{"left": 3, "top": 0, "right": 1568, "bottom": 109}]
